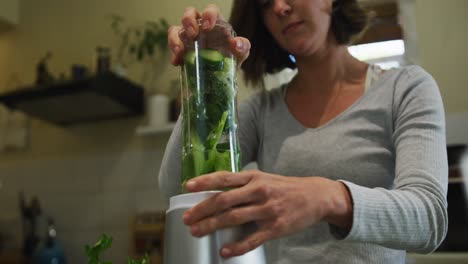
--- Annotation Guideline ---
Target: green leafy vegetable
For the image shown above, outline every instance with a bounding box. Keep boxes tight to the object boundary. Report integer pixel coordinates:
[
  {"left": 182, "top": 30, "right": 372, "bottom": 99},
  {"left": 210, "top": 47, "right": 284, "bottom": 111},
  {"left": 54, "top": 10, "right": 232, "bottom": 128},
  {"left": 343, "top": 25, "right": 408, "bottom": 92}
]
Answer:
[
  {"left": 181, "top": 49, "right": 241, "bottom": 189},
  {"left": 85, "top": 234, "right": 150, "bottom": 264}
]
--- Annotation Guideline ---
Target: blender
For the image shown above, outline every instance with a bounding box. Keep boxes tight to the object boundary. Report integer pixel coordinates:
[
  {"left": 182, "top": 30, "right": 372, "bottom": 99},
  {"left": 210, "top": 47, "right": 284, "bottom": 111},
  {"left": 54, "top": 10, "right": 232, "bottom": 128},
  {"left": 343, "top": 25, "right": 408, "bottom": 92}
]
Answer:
[{"left": 162, "top": 19, "right": 266, "bottom": 264}]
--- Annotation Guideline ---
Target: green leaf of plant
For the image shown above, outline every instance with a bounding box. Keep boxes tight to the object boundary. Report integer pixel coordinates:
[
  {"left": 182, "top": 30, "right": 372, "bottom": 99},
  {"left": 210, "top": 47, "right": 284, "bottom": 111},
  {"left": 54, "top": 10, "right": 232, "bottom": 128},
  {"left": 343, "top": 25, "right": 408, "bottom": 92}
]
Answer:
[
  {"left": 137, "top": 46, "right": 144, "bottom": 61},
  {"left": 160, "top": 18, "right": 169, "bottom": 30},
  {"left": 85, "top": 234, "right": 113, "bottom": 264},
  {"left": 129, "top": 45, "right": 136, "bottom": 54},
  {"left": 85, "top": 233, "right": 152, "bottom": 264},
  {"left": 110, "top": 15, "right": 170, "bottom": 61},
  {"left": 127, "top": 253, "right": 150, "bottom": 264},
  {"left": 147, "top": 44, "right": 154, "bottom": 56}
]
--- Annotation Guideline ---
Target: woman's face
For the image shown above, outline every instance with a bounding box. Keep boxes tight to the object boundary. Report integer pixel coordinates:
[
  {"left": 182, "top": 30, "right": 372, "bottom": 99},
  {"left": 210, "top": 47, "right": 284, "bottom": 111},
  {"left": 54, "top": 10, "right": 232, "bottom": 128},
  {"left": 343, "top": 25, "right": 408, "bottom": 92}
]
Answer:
[{"left": 258, "top": 0, "right": 334, "bottom": 57}]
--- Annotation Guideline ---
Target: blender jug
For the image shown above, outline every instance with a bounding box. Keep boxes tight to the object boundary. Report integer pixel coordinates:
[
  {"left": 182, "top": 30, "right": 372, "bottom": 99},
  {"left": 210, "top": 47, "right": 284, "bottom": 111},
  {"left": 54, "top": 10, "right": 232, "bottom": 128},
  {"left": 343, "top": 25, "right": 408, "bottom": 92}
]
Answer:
[
  {"left": 163, "top": 19, "right": 266, "bottom": 264},
  {"left": 180, "top": 19, "right": 241, "bottom": 190}
]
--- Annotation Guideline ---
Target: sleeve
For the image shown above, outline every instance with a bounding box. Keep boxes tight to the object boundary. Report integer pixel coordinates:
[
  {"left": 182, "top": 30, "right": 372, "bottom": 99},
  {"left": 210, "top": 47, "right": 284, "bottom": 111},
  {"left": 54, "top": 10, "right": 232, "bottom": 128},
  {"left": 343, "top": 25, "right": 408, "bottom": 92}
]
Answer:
[
  {"left": 335, "top": 66, "right": 448, "bottom": 253},
  {"left": 158, "top": 117, "right": 183, "bottom": 199}
]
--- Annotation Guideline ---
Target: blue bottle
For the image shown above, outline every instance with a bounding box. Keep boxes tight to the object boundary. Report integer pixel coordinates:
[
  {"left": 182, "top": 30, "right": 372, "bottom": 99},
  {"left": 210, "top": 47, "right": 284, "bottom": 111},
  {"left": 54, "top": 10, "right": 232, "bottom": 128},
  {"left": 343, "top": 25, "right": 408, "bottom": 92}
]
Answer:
[{"left": 32, "top": 218, "right": 66, "bottom": 264}]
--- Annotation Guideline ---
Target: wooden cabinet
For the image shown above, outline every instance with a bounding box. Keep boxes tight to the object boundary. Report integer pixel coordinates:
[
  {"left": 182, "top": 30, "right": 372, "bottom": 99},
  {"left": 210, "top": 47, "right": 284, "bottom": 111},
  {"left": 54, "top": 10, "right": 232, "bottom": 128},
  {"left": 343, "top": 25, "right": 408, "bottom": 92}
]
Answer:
[
  {"left": 356, "top": 0, "right": 402, "bottom": 45},
  {"left": 0, "top": 251, "right": 22, "bottom": 264},
  {"left": 131, "top": 211, "right": 165, "bottom": 264}
]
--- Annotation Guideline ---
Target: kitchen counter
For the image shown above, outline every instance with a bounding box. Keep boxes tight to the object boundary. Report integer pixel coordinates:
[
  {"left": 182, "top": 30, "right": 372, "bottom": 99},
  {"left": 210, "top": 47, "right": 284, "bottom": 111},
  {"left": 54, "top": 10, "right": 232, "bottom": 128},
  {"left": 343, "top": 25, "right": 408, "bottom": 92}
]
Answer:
[{"left": 406, "top": 252, "right": 468, "bottom": 264}]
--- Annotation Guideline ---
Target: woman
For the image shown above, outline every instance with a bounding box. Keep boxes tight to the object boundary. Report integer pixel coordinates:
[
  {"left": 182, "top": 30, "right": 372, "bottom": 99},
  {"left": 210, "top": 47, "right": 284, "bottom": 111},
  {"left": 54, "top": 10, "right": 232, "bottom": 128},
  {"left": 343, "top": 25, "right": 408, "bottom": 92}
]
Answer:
[{"left": 160, "top": 0, "right": 448, "bottom": 263}]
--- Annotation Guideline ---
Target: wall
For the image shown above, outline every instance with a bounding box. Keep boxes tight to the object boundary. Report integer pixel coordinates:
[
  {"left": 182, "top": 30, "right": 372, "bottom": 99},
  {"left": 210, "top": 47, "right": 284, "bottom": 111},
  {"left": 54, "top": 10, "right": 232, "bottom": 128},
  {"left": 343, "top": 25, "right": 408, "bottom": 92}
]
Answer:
[
  {"left": 408, "top": 0, "right": 468, "bottom": 143},
  {"left": 414, "top": 0, "right": 468, "bottom": 113},
  {"left": 0, "top": 30, "right": 19, "bottom": 93},
  {"left": 0, "top": 0, "right": 19, "bottom": 25}
]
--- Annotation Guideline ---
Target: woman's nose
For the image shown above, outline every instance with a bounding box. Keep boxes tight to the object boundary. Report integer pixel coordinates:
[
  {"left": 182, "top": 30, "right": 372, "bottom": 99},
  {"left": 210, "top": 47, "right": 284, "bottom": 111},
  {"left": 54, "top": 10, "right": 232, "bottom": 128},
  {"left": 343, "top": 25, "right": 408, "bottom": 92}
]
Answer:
[{"left": 273, "top": 0, "right": 292, "bottom": 16}]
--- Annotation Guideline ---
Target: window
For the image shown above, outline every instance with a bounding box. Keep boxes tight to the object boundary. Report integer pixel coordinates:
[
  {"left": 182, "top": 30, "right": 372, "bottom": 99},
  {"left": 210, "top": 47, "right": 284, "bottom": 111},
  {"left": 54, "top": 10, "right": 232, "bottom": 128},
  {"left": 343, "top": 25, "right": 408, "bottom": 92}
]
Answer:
[
  {"left": 348, "top": 39, "right": 405, "bottom": 69},
  {"left": 349, "top": 0, "right": 405, "bottom": 69}
]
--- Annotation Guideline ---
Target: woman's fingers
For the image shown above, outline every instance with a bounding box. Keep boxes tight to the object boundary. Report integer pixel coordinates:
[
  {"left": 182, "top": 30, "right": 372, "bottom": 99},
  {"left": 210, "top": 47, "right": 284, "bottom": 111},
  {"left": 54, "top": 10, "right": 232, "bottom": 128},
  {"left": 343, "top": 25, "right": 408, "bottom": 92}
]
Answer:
[
  {"left": 169, "top": 5, "right": 250, "bottom": 67},
  {"left": 230, "top": 37, "right": 251, "bottom": 68},
  {"left": 181, "top": 174, "right": 341, "bottom": 257},
  {"left": 221, "top": 228, "right": 273, "bottom": 258},
  {"left": 188, "top": 203, "right": 270, "bottom": 237},
  {"left": 200, "top": 5, "right": 249, "bottom": 65},
  {"left": 184, "top": 180, "right": 259, "bottom": 224},
  {"left": 201, "top": 4, "right": 224, "bottom": 31},
  {"left": 181, "top": 7, "right": 201, "bottom": 39},
  {"left": 168, "top": 6, "right": 200, "bottom": 65},
  {"left": 168, "top": 25, "right": 184, "bottom": 65},
  {"left": 185, "top": 170, "right": 257, "bottom": 192}
]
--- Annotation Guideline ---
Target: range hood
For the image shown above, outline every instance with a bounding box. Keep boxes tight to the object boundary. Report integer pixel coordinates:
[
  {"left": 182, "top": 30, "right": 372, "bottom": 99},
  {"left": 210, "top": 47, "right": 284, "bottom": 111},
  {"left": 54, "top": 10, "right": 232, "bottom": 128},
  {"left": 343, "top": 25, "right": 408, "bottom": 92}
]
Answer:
[{"left": 0, "top": 72, "right": 144, "bottom": 126}]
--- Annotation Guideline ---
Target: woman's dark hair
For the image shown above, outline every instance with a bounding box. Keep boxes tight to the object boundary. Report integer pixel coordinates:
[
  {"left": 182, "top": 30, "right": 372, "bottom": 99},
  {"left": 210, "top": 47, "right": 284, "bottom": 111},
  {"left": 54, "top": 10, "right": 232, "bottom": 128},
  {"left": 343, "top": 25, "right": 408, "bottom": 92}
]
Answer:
[{"left": 229, "top": 0, "right": 368, "bottom": 86}]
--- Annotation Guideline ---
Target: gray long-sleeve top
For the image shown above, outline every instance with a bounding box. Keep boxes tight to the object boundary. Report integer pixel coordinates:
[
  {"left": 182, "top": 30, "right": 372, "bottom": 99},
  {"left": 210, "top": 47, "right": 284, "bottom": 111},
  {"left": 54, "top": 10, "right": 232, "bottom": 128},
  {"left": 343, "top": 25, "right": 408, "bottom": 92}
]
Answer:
[{"left": 158, "top": 65, "right": 448, "bottom": 263}]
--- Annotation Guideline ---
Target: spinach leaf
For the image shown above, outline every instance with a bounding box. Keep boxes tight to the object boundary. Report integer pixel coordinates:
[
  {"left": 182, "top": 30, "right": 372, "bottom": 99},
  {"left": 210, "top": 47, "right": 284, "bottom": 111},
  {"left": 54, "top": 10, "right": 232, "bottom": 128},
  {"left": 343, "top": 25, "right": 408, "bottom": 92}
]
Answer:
[{"left": 181, "top": 50, "right": 240, "bottom": 190}]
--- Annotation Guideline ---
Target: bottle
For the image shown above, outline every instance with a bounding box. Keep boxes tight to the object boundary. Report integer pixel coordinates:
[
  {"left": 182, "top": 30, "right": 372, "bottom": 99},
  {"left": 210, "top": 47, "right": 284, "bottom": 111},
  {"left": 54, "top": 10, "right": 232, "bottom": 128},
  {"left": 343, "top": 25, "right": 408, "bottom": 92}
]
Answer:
[
  {"left": 32, "top": 218, "right": 66, "bottom": 264},
  {"left": 96, "top": 46, "right": 111, "bottom": 74}
]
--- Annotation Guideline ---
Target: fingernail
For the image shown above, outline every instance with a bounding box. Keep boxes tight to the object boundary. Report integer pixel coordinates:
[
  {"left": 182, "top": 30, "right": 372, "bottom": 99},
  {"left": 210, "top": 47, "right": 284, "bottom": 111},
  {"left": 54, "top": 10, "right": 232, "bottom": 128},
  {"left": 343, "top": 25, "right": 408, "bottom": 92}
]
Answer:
[
  {"left": 191, "top": 225, "right": 200, "bottom": 235},
  {"left": 202, "top": 20, "right": 210, "bottom": 30},
  {"left": 221, "top": 248, "right": 232, "bottom": 257},
  {"left": 187, "top": 26, "right": 196, "bottom": 37},
  {"left": 186, "top": 180, "right": 196, "bottom": 189},
  {"left": 172, "top": 45, "right": 180, "bottom": 54},
  {"left": 182, "top": 212, "right": 190, "bottom": 223},
  {"left": 236, "top": 40, "right": 244, "bottom": 51}
]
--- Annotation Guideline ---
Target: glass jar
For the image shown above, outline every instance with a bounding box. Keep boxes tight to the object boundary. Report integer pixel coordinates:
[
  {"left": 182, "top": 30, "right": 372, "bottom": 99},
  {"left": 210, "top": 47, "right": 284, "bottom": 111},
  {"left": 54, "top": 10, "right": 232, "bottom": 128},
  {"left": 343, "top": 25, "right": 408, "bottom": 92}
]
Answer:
[{"left": 179, "top": 19, "right": 240, "bottom": 191}]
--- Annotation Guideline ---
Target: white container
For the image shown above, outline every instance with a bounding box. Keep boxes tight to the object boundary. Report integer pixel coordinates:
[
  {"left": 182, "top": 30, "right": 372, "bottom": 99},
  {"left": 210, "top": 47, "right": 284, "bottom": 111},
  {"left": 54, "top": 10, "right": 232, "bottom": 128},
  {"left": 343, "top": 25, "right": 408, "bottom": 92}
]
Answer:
[{"left": 147, "top": 94, "right": 169, "bottom": 127}]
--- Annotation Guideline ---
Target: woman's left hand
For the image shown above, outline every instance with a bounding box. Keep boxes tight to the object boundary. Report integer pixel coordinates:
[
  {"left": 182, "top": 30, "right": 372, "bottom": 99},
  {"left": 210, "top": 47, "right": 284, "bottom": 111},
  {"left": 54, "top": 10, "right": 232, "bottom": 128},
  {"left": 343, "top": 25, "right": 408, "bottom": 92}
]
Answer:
[{"left": 183, "top": 170, "right": 353, "bottom": 258}]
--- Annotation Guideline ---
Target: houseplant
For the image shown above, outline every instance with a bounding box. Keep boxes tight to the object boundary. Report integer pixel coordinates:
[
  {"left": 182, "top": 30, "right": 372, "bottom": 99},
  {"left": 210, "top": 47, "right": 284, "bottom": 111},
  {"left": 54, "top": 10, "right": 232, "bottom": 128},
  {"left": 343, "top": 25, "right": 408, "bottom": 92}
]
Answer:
[
  {"left": 110, "top": 14, "right": 169, "bottom": 66},
  {"left": 110, "top": 14, "right": 172, "bottom": 126},
  {"left": 85, "top": 234, "right": 149, "bottom": 264}
]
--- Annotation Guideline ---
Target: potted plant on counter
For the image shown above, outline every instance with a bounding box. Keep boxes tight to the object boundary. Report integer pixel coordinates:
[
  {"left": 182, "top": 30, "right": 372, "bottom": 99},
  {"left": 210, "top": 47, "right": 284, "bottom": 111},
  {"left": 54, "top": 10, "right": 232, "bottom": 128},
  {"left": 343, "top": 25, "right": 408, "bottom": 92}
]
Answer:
[
  {"left": 110, "top": 14, "right": 171, "bottom": 128},
  {"left": 110, "top": 14, "right": 169, "bottom": 68}
]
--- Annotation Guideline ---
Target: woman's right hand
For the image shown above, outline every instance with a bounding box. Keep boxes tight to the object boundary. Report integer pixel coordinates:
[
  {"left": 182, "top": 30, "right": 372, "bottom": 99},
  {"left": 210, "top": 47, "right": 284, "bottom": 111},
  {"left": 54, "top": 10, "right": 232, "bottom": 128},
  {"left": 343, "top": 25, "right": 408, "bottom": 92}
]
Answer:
[{"left": 168, "top": 4, "right": 251, "bottom": 67}]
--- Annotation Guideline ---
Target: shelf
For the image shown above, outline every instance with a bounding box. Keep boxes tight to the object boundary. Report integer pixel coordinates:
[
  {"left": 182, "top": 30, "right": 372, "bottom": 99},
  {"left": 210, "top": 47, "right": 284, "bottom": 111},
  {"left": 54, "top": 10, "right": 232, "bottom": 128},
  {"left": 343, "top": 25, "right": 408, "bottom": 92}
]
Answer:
[
  {"left": 136, "top": 123, "right": 176, "bottom": 136},
  {"left": 133, "top": 223, "right": 165, "bottom": 235},
  {"left": 0, "top": 72, "right": 144, "bottom": 125},
  {"left": 449, "top": 177, "right": 465, "bottom": 184},
  {"left": 407, "top": 252, "right": 468, "bottom": 263}
]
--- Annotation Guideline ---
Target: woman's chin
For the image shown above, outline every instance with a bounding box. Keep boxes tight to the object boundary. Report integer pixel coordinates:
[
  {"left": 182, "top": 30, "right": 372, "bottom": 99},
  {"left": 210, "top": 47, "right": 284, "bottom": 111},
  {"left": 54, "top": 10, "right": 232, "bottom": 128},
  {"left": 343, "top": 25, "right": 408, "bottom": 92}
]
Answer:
[
  {"left": 284, "top": 38, "right": 318, "bottom": 57},
  {"left": 288, "top": 45, "right": 317, "bottom": 58}
]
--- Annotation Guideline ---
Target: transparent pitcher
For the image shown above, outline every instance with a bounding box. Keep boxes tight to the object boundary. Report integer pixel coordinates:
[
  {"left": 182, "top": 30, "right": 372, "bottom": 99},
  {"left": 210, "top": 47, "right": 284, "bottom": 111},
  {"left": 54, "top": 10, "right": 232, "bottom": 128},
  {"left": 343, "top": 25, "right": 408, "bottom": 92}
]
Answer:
[{"left": 179, "top": 19, "right": 240, "bottom": 190}]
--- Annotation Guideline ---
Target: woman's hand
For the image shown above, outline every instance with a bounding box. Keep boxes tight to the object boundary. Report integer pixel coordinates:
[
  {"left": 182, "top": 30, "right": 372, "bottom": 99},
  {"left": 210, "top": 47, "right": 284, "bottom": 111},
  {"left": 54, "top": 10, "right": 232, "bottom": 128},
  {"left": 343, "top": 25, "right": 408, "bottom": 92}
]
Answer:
[
  {"left": 167, "top": 4, "right": 251, "bottom": 67},
  {"left": 183, "top": 170, "right": 353, "bottom": 258}
]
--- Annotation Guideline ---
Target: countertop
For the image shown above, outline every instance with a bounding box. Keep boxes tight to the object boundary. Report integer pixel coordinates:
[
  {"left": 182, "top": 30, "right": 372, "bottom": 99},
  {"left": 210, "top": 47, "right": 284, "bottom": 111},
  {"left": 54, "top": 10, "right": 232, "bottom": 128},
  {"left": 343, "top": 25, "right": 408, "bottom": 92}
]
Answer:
[{"left": 406, "top": 252, "right": 468, "bottom": 264}]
